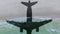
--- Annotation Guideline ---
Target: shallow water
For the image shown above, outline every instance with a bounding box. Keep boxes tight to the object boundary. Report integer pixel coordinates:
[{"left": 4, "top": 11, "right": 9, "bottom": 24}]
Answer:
[{"left": 0, "top": 17, "right": 60, "bottom": 34}]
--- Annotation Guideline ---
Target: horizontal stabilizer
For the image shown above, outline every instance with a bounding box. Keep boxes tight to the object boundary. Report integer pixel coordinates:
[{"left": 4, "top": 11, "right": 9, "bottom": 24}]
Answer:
[
  {"left": 21, "top": 2, "right": 29, "bottom": 6},
  {"left": 30, "top": 1, "right": 37, "bottom": 6},
  {"left": 21, "top": 1, "right": 37, "bottom": 7}
]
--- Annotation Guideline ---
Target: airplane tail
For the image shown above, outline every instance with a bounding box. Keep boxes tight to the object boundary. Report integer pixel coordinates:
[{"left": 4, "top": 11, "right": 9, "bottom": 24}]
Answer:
[{"left": 21, "top": 1, "right": 37, "bottom": 7}]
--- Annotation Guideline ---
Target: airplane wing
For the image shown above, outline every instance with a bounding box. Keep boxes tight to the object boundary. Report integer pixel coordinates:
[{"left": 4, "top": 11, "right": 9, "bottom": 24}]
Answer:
[
  {"left": 6, "top": 20, "right": 24, "bottom": 27},
  {"left": 6, "top": 20, "right": 27, "bottom": 32},
  {"left": 30, "top": 19, "right": 52, "bottom": 29},
  {"left": 6, "top": 19, "right": 52, "bottom": 30},
  {"left": 37, "top": 19, "right": 52, "bottom": 27}
]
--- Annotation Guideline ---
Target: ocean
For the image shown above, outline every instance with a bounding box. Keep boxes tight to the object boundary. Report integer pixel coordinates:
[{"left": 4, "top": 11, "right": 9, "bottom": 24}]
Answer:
[{"left": 0, "top": 17, "right": 60, "bottom": 34}]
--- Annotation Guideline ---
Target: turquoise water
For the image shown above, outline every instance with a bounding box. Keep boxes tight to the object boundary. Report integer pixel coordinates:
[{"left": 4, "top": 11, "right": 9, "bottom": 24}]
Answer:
[{"left": 0, "top": 17, "right": 60, "bottom": 34}]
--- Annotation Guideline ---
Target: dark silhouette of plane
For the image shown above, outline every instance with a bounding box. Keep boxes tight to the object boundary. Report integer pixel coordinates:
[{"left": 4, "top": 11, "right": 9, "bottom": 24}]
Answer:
[{"left": 6, "top": 0, "right": 52, "bottom": 34}]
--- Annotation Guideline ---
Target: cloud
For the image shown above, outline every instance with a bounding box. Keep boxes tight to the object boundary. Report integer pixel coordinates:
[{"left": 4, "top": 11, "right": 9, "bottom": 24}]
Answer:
[{"left": 0, "top": 0, "right": 60, "bottom": 19}]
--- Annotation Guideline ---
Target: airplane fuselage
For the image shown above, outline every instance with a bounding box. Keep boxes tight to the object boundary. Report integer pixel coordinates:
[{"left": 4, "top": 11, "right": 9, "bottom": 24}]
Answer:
[{"left": 27, "top": 6, "right": 32, "bottom": 22}]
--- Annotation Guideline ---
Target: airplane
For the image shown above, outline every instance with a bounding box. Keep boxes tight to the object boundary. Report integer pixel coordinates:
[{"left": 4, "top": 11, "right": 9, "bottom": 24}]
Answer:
[{"left": 6, "top": 0, "right": 52, "bottom": 34}]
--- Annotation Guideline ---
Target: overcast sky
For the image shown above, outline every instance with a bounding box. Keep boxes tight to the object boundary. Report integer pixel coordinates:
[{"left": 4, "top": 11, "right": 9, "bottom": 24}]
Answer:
[{"left": 0, "top": 0, "right": 60, "bottom": 19}]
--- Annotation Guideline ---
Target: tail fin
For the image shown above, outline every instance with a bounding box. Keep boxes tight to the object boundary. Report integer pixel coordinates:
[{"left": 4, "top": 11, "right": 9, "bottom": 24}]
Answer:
[{"left": 21, "top": 1, "right": 37, "bottom": 7}]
